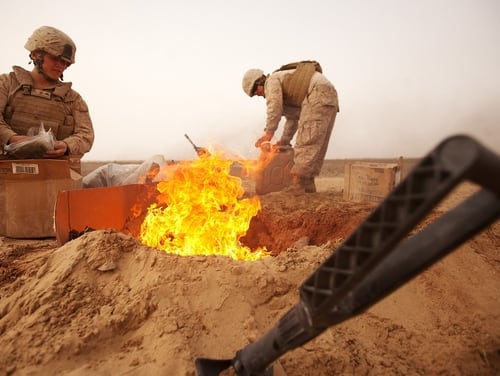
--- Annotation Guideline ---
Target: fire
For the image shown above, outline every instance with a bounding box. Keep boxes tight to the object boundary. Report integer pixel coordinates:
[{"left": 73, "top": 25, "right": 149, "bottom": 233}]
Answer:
[{"left": 140, "top": 152, "right": 270, "bottom": 261}]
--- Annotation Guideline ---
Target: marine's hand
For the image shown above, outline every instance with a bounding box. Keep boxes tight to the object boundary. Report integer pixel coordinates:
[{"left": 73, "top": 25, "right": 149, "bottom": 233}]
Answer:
[
  {"left": 255, "top": 132, "right": 273, "bottom": 148},
  {"left": 8, "top": 135, "right": 31, "bottom": 144},
  {"left": 45, "top": 140, "right": 68, "bottom": 158}
]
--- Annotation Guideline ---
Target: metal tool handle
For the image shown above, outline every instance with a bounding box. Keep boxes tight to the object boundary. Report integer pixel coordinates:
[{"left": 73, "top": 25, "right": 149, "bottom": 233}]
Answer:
[
  {"left": 184, "top": 133, "right": 198, "bottom": 148},
  {"left": 184, "top": 133, "right": 209, "bottom": 157},
  {"left": 227, "top": 135, "right": 500, "bottom": 376}
]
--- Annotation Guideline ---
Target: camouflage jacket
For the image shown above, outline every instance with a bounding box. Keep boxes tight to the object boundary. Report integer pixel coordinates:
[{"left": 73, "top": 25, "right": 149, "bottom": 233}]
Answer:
[{"left": 0, "top": 66, "right": 94, "bottom": 157}]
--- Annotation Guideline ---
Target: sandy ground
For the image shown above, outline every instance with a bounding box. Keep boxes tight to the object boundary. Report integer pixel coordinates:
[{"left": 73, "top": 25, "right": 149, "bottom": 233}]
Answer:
[{"left": 0, "top": 159, "right": 498, "bottom": 376}]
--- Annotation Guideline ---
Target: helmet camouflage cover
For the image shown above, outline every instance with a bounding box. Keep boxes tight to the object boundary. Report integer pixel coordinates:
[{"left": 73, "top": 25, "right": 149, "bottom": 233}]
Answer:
[
  {"left": 242, "top": 69, "right": 264, "bottom": 97},
  {"left": 25, "top": 26, "right": 76, "bottom": 64}
]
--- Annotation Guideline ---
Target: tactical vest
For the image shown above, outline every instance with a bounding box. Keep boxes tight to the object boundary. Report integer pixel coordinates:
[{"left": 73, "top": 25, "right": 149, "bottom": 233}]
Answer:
[
  {"left": 275, "top": 61, "right": 323, "bottom": 107},
  {"left": 3, "top": 69, "right": 75, "bottom": 140}
]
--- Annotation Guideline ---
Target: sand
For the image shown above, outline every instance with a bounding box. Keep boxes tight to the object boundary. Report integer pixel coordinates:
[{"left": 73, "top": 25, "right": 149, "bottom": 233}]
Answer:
[{"left": 0, "top": 160, "right": 498, "bottom": 376}]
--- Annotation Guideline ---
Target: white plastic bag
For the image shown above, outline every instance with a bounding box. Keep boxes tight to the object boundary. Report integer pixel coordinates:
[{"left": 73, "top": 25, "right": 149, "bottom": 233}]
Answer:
[
  {"left": 4, "top": 123, "right": 55, "bottom": 159},
  {"left": 83, "top": 155, "right": 168, "bottom": 188}
]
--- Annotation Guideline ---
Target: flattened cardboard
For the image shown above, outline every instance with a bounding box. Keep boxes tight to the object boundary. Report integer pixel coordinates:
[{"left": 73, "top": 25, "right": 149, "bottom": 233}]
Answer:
[{"left": 0, "top": 159, "right": 82, "bottom": 238}]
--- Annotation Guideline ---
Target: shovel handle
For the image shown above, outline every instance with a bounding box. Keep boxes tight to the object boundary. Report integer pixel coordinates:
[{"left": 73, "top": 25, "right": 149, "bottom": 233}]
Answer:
[
  {"left": 300, "top": 134, "right": 500, "bottom": 323},
  {"left": 228, "top": 135, "right": 500, "bottom": 376},
  {"left": 184, "top": 134, "right": 209, "bottom": 157},
  {"left": 184, "top": 133, "right": 198, "bottom": 148}
]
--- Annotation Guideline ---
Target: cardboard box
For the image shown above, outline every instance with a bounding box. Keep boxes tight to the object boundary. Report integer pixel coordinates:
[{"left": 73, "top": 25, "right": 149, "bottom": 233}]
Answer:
[
  {"left": 54, "top": 183, "right": 158, "bottom": 246},
  {"left": 344, "top": 162, "right": 401, "bottom": 203},
  {"left": 0, "top": 159, "right": 82, "bottom": 238}
]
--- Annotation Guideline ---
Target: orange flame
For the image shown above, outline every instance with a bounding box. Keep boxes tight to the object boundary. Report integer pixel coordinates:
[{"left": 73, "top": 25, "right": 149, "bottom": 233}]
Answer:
[{"left": 140, "top": 152, "right": 270, "bottom": 261}]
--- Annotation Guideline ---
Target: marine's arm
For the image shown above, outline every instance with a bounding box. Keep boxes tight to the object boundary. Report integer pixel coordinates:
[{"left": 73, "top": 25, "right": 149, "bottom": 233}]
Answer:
[
  {"left": 0, "top": 73, "right": 19, "bottom": 146},
  {"left": 264, "top": 74, "right": 284, "bottom": 136},
  {"left": 59, "top": 92, "right": 94, "bottom": 156}
]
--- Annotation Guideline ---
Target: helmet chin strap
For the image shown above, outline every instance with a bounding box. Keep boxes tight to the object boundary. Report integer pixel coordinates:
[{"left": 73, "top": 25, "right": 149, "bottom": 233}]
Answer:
[{"left": 30, "top": 52, "right": 63, "bottom": 82}]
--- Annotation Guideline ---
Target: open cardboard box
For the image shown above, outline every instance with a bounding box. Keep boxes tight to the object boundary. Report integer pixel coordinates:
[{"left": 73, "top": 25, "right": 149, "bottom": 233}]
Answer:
[
  {"left": 0, "top": 159, "right": 82, "bottom": 238},
  {"left": 54, "top": 183, "right": 158, "bottom": 246}
]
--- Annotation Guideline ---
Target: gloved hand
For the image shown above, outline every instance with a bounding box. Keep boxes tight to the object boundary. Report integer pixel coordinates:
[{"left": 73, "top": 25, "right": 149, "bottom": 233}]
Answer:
[{"left": 255, "top": 132, "right": 274, "bottom": 148}]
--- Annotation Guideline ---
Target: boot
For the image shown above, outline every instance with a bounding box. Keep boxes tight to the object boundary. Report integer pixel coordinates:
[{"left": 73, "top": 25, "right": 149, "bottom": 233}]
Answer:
[
  {"left": 282, "top": 175, "right": 305, "bottom": 194},
  {"left": 282, "top": 176, "right": 316, "bottom": 194},
  {"left": 299, "top": 176, "right": 316, "bottom": 193}
]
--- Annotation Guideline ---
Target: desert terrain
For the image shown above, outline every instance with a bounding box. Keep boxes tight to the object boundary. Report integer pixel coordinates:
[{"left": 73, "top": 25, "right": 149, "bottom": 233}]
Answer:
[{"left": 0, "top": 158, "right": 498, "bottom": 376}]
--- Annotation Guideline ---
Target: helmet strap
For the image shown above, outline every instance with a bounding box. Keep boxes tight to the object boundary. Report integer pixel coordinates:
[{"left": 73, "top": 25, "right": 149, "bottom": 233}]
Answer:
[{"left": 30, "top": 51, "right": 63, "bottom": 83}]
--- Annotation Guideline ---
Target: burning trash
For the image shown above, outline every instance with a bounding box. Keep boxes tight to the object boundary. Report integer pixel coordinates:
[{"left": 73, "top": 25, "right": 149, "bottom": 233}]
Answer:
[
  {"left": 54, "top": 136, "right": 290, "bottom": 251},
  {"left": 139, "top": 152, "right": 270, "bottom": 261}
]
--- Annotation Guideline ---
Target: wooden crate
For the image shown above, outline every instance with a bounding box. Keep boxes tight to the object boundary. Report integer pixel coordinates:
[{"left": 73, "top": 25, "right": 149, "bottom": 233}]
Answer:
[{"left": 343, "top": 161, "right": 402, "bottom": 202}]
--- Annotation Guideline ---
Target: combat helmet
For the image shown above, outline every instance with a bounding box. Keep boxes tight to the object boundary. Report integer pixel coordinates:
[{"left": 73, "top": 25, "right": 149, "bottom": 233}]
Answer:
[
  {"left": 242, "top": 69, "right": 264, "bottom": 97},
  {"left": 25, "top": 26, "right": 76, "bottom": 64}
]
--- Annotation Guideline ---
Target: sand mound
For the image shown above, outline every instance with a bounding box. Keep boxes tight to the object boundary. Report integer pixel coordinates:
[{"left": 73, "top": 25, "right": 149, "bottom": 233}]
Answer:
[{"left": 0, "top": 182, "right": 498, "bottom": 375}]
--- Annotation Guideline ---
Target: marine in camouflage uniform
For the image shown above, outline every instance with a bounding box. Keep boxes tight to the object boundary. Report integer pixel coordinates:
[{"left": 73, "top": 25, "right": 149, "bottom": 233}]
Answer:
[
  {"left": 0, "top": 26, "right": 94, "bottom": 160},
  {"left": 242, "top": 61, "right": 339, "bottom": 193}
]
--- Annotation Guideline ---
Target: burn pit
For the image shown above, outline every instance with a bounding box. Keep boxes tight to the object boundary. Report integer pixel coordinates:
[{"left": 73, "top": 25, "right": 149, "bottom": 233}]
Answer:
[
  {"left": 134, "top": 153, "right": 376, "bottom": 259},
  {"left": 241, "top": 191, "right": 375, "bottom": 255}
]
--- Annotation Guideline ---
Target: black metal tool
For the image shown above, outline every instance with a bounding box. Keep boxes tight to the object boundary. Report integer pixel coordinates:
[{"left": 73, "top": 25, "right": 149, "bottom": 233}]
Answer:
[{"left": 195, "top": 134, "right": 500, "bottom": 376}]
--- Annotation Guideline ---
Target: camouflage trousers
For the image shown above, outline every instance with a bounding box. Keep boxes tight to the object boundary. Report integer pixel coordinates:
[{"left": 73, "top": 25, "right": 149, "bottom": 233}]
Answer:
[{"left": 291, "top": 83, "right": 338, "bottom": 178}]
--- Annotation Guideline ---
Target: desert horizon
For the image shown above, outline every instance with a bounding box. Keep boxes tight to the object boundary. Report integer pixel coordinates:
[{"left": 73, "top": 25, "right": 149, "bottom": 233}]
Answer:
[{"left": 80, "top": 157, "right": 421, "bottom": 179}]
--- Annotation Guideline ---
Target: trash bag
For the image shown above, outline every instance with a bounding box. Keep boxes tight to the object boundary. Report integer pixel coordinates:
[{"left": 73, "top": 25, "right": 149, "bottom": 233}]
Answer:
[{"left": 83, "top": 155, "right": 168, "bottom": 188}]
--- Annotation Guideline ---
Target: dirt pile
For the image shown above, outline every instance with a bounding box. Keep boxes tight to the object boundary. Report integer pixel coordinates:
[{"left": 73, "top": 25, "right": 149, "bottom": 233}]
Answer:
[
  {"left": 0, "top": 229, "right": 333, "bottom": 375},
  {"left": 0, "top": 177, "right": 499, "bottom": 375}
]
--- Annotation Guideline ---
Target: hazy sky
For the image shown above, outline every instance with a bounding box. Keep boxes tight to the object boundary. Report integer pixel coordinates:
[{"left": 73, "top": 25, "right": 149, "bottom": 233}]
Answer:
[{"left": 2, "top": 0, "right": 499, "bottom": 161}]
